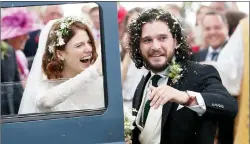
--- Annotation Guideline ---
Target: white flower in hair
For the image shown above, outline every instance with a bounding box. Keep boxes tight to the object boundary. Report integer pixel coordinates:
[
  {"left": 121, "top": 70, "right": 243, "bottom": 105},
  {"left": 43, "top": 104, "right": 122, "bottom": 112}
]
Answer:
[
  {"left": 57, "top": 37, "right": 65, "bottom": 46},
  {"left": 47, "top": 16, "right": 92, "bottom": 54},
  {"left": 60, "top": 23, "right": 67, "bottom": 29},
  {"left": 56, "top": 30, "right": 62, "bottom": 37},
  {"left": 48, "top": 44, "right": 54, "bottom": 53}
]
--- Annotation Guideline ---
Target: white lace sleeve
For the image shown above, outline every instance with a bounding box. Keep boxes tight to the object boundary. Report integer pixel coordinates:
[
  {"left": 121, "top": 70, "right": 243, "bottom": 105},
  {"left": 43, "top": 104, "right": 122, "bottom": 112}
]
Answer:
[{"left": 36, "top": 65, "right": 101, "bottom": 110}]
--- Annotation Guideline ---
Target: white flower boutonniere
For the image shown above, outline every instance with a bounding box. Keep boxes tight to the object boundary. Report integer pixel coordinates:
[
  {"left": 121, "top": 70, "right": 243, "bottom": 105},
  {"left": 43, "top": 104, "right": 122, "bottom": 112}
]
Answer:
[{"left": 165, "top": 57, "right": 183, "bottom": 84}]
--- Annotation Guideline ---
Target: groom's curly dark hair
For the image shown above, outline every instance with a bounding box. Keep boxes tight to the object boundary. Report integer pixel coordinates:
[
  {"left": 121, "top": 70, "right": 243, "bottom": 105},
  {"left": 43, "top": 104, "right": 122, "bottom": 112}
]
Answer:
[{"left": 127, "top": 8, "right": 191, "bottom": 69}]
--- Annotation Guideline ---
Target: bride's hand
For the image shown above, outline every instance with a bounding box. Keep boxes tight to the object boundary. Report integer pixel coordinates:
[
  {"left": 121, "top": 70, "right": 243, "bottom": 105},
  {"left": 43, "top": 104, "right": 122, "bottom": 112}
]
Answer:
[{"left": 93, "top": 46, "right": 103, "bottom": 75}]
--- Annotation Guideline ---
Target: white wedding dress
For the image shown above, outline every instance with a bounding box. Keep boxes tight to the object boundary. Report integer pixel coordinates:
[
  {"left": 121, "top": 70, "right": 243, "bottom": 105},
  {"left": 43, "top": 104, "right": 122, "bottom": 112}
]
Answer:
[
  {"left": 35, "top": 66, "right": 104, "bottom": 113},
  {"left": 18, "top": 18, "right": 105, "bottom": 114}
]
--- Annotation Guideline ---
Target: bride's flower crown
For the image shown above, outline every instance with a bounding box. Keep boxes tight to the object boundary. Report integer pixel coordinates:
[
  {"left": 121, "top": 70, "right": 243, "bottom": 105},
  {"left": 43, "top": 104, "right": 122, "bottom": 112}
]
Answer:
[{"left": 47, "top": 16, "right": 92, "bottom": 54}]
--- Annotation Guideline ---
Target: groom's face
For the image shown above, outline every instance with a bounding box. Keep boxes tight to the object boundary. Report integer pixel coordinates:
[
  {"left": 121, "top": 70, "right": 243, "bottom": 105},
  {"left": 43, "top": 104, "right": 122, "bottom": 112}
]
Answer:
[{"left": 140, "top": 21, "right": 176, "bottom": 72}]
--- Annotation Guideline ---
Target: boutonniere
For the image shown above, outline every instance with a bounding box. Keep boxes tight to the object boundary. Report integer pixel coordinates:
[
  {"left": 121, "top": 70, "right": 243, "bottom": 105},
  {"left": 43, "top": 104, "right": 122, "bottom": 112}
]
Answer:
[
  {"left": 165, "top": 57, "right": 183, "bottom": 84},
  {"left": 1, "top": 41, "right": 9, "bottom": 60}
]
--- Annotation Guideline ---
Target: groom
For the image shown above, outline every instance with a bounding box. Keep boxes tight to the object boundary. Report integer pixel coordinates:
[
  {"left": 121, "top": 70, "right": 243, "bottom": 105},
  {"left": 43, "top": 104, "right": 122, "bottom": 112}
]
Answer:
[{"left": 127, "top": 9, "right": 238, "bottom": 144}]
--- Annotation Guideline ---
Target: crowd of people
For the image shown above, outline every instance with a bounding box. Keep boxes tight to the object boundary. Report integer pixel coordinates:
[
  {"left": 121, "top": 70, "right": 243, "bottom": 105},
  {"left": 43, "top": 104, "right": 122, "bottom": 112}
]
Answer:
[{"left": 1, "top": 2, "right": 248, "bottom": 144}]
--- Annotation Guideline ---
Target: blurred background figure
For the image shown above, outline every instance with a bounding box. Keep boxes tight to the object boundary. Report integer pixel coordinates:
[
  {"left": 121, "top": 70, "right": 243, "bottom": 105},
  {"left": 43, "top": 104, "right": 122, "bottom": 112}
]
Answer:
[
  {"left": 89, "top": 6, "right": 101, "bottom": 44},
  {"left": 40, "top": 5, "right": 64, "bottom": 25},
  {"left": 194, "top": 5, "right": 213, "bottom": 50},
  {"left": 117, "top": 5, "right": 127, "bottom": 43},
  {"left": 1, "top": 7, "right": 41, "bottom": 84},
  {"left": 192, "top": 11, "right": 229, "bottom": 62},
  {"left": 1, "top": 7, "right": 41, "bottom": 115},
  {"left": 1, "top": 41, "right": 21, "bottom": 115},
  {"left": 23, "top": 5, "right": 64, "bottom": 69},
  {"left": 81, "top": 5, "right": 92, "bottom": 14},
  {"left": 163, "top": 4, "right": 184, "bottom": 21},
  {"left": 210, "top": 2, "right": 239, "bottom": 14},
  {"left": 119, "top": 7, "right": 146, "bottom": 110}
]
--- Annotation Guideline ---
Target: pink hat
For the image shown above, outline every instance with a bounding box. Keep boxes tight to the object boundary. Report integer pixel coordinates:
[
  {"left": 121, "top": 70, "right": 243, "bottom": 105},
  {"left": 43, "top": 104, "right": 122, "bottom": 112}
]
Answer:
[{"left": 1, "top": 7, "right": 41, "bottom": 40}]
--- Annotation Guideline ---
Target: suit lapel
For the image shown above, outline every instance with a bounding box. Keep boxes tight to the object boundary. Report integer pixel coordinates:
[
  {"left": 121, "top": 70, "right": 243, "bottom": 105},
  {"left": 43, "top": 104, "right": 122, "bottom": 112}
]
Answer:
[
  {"left": 133, "top": 71, "right": 151, "bottom": 116},
  {"left": 201, "top": 49, "right": 208, "bottom": 61},
  {"left": 161, "top": 78, "right": 180, "bottom": 130},
  {"left": 161, "top": 60, "right": 189, "bottom": 130}
]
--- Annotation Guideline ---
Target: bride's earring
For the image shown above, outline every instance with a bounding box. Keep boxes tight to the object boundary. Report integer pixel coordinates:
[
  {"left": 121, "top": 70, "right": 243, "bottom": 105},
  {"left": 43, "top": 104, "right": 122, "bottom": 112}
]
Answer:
[{"left": 60, "top": 58, "right": 65, "bottom": 70}]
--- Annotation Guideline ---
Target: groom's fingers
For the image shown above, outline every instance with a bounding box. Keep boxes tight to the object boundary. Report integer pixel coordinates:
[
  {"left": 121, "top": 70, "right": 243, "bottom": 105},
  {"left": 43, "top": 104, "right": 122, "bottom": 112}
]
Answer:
[
  {"left": 148, "top": 86, "right": 157, "bottom": 100},
  {"left": 161, "top": 94, "right": 171, "bottom": 105},
  {"left": 153, "top": 93, "right": 166, "bottom": 109},
  {"left": 150, "top": 87, "right": 165, "bottom": 106}
]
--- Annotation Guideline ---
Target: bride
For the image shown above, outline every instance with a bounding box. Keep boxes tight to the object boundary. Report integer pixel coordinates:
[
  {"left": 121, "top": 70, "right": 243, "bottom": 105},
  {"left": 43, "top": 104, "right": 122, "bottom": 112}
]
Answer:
[{"left": 18, "top": 16, "right": 104, "bottom": 114}]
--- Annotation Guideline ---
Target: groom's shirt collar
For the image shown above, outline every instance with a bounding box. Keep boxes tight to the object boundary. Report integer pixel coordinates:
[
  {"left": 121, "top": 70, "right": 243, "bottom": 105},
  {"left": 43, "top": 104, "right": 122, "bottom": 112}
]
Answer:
[{"left": 149, "top": 68, "right": 168, "bottom": 79}]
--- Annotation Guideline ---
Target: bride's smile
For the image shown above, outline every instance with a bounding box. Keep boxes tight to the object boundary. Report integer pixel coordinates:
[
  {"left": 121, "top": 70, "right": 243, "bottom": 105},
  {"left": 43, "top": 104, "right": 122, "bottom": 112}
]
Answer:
[{"left": 56, "top": 26, "right": 97, "bottom": 78}]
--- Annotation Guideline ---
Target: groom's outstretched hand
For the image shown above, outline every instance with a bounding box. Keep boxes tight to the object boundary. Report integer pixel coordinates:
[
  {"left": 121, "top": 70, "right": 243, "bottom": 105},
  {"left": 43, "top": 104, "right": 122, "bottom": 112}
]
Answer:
[{"left": 148, "top": 86, "right": 197, "bottom": 109}]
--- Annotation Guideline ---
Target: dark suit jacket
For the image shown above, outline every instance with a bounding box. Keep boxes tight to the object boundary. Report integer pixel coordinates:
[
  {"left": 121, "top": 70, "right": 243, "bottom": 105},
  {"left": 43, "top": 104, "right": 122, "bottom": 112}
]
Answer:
[
  {"left": 1, "top": 42, "right": 23, "bottom": 115},
  {"left": 23, "top": 30, "right": 40, "bottom": 57},
  {"left": 23, "top": 30, "right": 41, "bottom": 69},
  {"left": 132, "top": 60, "right": 238, "bottom": 144},
  {"left": 192, "top": 41, "right": 228, "bottom": 62},
  {"left": 192, "top": 48, "right": 209, "bottom": 62}
]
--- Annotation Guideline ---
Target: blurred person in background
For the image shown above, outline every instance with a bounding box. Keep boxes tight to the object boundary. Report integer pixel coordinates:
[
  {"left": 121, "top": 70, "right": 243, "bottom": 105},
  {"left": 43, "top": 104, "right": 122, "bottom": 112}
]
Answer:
[
  {"left": 1, "top": 7, "right": 40, "bottom": 115},
  {"left": 120, "top": 7, "right": 143, "bottom": 57},
  {"left": 181, "top": 21, "right": 200, "bottom": 53},
  {"left": 117, "top": 5, "right": 127, "bottom": 43},
  {"left": 1, "top": 7, "right": 41, "bottom": 85},
  {"left": 192, "top": 11, "right": 229, "bottom": 62},
  {"left": 81, "top": 4, "right": 98, "bottom": 16},
  {"left": 163, "top": 4, "right": 184, "bottom": 22},
  {"left": 40, "top": 5, "right": 64, "bottom": 25},
  {"left": 1, "top": 41, "right": 22, "bottom": 115},
  {"left": 210, "top": 2, "right": 238, "bottom": 14},
  {"left": 89, "top": 6, "right": 101, "bottom": 44},
  {"left": 81, "top": 5, "right": 92, "bottom": 14},
  {"left": 23, "top": 5, "right": 64, "bottom": 69},
  {"left": 194, "top": 5, "right": 213, "bottom": 50},
  {"left": 120, "top": 7, "right": 146, "bottom": 110}
]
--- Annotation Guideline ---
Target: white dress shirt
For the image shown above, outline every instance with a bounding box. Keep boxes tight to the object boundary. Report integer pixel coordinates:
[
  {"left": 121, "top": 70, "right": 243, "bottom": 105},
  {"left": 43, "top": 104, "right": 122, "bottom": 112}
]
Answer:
[{"left": 205, "top": 46, "right": 222, "bottom": 61}]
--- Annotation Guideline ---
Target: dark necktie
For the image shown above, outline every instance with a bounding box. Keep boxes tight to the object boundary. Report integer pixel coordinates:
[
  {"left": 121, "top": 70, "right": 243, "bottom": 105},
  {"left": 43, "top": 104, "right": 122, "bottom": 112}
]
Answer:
[
  {"left": 211, "top": 51, "right": 219, "bottom": 61},
  {"left": 142, "top": 74, "right": 161, "bottom": 126}
]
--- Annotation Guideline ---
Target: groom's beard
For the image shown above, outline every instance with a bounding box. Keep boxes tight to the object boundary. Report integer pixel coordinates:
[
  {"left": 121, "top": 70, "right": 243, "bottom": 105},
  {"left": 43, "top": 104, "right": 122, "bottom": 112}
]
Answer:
[{"left": 142, "top": 51, "right": 174, "bottom": 73}]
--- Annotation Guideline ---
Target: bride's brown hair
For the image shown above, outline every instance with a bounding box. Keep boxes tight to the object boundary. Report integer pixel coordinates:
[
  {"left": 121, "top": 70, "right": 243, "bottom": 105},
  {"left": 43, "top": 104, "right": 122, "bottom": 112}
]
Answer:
[{"left": 42, "top": 21, "right": 97, "bottom": 80}]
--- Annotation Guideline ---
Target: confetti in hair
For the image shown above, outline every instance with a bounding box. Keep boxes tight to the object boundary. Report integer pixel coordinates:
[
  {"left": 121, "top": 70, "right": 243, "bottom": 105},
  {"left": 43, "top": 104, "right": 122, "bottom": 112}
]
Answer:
[{"left": 126, "top": 8, "right": 191, "bottom": 69}]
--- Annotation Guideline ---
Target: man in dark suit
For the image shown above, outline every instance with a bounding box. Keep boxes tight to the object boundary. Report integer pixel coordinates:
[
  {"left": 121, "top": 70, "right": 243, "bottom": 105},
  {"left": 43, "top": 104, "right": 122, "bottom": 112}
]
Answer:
[
  {"left": 192, "top": 11, "right": 229, "bottom": 62},
  {"left": 1, "top": 41, "right": 23, "bottom": 115},
  {"left": 127, "top": 9, "right": 237, "bottom": 144}
]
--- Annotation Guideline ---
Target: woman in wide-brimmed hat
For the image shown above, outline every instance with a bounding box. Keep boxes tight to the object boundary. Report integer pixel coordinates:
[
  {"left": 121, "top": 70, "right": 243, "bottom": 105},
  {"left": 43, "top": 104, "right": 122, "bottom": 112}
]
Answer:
[{"left": 1, "top": 7, "right": 41, "bottom": 85}]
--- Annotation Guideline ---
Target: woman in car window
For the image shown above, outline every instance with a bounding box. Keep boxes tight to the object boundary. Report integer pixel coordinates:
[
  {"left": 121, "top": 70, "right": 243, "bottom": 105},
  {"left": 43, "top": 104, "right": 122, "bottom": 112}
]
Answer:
[{"left": 18, "top": 16, "right": 104, "bottom": 114}]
